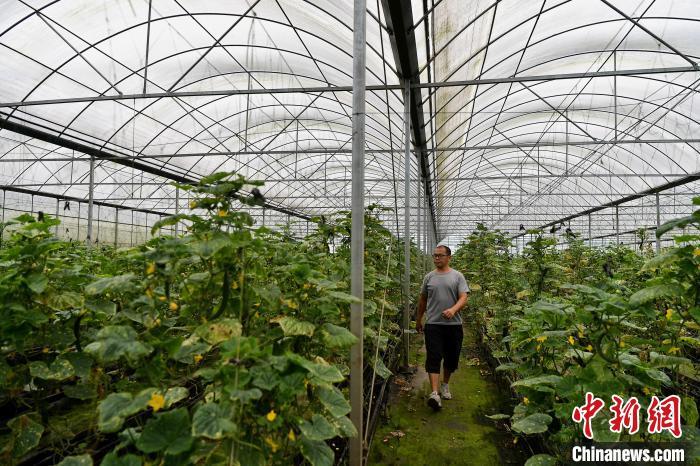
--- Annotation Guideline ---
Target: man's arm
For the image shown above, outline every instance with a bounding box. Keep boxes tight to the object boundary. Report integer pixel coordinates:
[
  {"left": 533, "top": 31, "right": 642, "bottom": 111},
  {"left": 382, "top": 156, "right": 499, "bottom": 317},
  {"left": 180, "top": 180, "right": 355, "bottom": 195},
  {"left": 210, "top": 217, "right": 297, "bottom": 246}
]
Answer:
[
  {"left": 416, "top": 293, "right": 427, "bottom": 333},
  {"left": 441, "top": 291, "right": 468, "bottom": 319}
]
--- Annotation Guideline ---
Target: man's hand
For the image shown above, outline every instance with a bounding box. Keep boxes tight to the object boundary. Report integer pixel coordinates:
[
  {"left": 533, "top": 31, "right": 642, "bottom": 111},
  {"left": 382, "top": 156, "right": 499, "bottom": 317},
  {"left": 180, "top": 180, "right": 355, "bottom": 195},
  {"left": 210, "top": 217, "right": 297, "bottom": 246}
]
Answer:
[
  {"left": 441, "top": 308, "right": 455, "bottom": 319},
  {"left": 416, "top": 320, "right": 424, "bottom": 334}
]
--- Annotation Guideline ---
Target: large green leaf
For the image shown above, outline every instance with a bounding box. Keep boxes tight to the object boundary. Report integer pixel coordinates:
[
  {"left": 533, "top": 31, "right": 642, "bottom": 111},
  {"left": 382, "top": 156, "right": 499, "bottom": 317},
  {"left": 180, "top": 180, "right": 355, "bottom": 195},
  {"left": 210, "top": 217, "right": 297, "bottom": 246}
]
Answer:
[
  {"left": 57, "top": 455, "right": 93, "bottom": 466},
  {"left": 511, "top": 375, "right": 562, "bottom": 389},
  {"left": 629, "top": 284, "right": 684, "bottom": 308},
  {"left": 320, "top": 323, "right": 357, "bottom": 348},
  {"left": 656, "top": 215, "right": 697, "bottom": 238},
  {"left": 98, "top": 393, "right": 134, "bottom": 432},
  {"left": 300, "top": 438, "right": 334, "bottom": 466},
  {"left": 85, "top": 274, "right": 136, "bottom": 296},
  {"left": 682, "top": 397, "right": 699, "bottom": 427},
  {"left": 317, "top": 385, "right": 351, "bottom": 417},
  {"left": 373, "top": 358, "right": 392, "bottom": 380},
  {"left": 274, "top": 316, "right": 315, "bottom": 337},
  {"left": 100, "top": 452, "right": 142, "bottom": 466},
  {"left": 84, "top": 325, "right": 153, "bottom": 364},
  {"left": 26, "top": 272, "right": 48, "bottom": 294},
  {"left": 524, "top": 454, "right": 557, "bottom": 466},
  {"left": 136, "top": 408, "right": 193, "bottom": 455},
  {"left": 29, "top": 357, "right": 75, "bottom": 380},
  {"left": 7, "top": 414, "right": 44, "bottom": 458},
  {"left": 512, "top": 413, "right": 552, "bottom": 434},
  {"left": 196, "top": 319, "right": 242, "bottom": 344},
  {"left": 191, "top": 403, "right": 237, "bottom": 439},
  {"left": 298, "top": 414, "right": 337, "bottom": 441}
]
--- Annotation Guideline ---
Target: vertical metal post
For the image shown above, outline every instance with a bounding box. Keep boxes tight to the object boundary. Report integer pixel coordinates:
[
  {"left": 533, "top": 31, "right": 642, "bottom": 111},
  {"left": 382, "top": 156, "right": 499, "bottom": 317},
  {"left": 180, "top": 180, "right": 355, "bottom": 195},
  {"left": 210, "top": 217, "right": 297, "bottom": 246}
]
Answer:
[
  {"left": 55, "top": 198, "right": 60, "bottom": 237},
  {"left": 615, "top": 206, "right": 620, "bottom": 245},
  {"left": 86, "top": 156, "right": 95, "bottom": 245},
  {"left": 402, "top": 80, "right": 411, "bottom": 373},
  {"left": 114, "top": 209, "right": 119, "bottom": 247},
  {"left": 588, "top": 213, "right": 592, "bottom": 248},
  {"left": 349, "top": 0, "right": 366, "bottom": 462},
  {"left": 30, "top": 195, "right": 34, "bottom": 215},
  {"left": 77, "top": 202, "right": 81, "bottom": 242},
  {"left": 262, "top": 207, "right": 266, "bottom": 227},
  {"left": 174, "top": 186, "right": 180, "bottom": 236},
  {"left": 613, "top": 51, "right": 618, "bottom": 141},
  {"left": 1, "top": 190, "right": 4, "bottom": 222},
  {"left": 655, "top": 192, "right": 661, "bottom": 253},
  {"left": 417, "top": 176, "right": 422, "bottom": 259}
]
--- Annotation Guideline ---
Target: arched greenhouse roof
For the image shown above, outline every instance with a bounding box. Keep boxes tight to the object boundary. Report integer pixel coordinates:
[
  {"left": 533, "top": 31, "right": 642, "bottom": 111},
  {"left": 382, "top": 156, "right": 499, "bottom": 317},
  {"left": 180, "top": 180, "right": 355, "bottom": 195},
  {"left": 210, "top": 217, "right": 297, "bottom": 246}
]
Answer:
[{"left": 0, "top": 0, "right": 699, "bottom": 247}]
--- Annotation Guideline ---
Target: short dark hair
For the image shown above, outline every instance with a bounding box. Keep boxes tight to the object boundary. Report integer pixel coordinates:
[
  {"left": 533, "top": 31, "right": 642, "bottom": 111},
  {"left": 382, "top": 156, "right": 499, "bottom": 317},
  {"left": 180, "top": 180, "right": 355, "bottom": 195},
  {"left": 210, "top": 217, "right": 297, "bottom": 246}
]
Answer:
[{"left": 436, "top": 244, "right": 451, "bottom": 256}]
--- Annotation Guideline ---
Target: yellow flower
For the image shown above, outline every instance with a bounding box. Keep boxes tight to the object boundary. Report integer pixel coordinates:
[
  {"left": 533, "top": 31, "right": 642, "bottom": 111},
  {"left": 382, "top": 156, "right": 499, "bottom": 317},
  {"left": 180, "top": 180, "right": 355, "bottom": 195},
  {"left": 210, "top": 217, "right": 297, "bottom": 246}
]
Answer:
[
  {"left": 254, "top": 311, "right": 260, "bottom": 318},
  {"left": 169, "top": 301, "right": 179, "bottom": 311},
  {"left": 265, "top": 436, "right": 279, "bottom": 453},
  {"left": 619, "top": 341, "right": 626, "bottom": 348},
  {"left": 231, "top": 280, "right": 239, "bottom": 290},
  {"left": 266, "top": 409, "right": 277, "bottom": 422},
  {"left": 217, "top": 209, "right": 227, "bottom": 217},
  {"left": 193, "top": 354, "right": 203, "bottom": 363},
  {"left": 536, "top": 344, "right": 541, "bottom": 352},
  {"left": 536, "top": 336, "right": 547, "bottom": 343},
  {"left": 148, "top": 393, "right": 165, "bottom": 412},
  {"left": 643, "top": 387, "right": 651, "bottom": 395},
  {"left": 568, "top": 336, "right": 575, "bottom": 345},
  {"left": 288, "top": 429, "right": 296, "bottom": 442},
  {"left": 668, "top": 347, "right": 681, "bottom": 354},
  {"left": 693, "top": 248, "right": 700, "bottom": 257},
  {"left": 189, "top": 200, "right": 197, "bottom": 209},
  {"left": 42, "top": 347, "right": 50, "bottom": 354},
  {"left": 282, "top": 299, "right": 298, "bottom": 310},
  {"left": 145, "top": 288, "right": 153, "bottom": 298},
  {"left": 578, "top": 331, "right": 584, "bottom": 339},
  {"left": 666, "top": 309, "right": 673, "bottom": 320},
  {"left": 523, "top": 397, "right": 529, "bottom": 405},
  {"left": 146, "top": 262, "right": 156, "bottom": 275},
  {"left": 158, "top": 296, "right": 167, "bottom": 302},
  {"left": 586, "top": 344, "right": 593, "bottom": 352},
  {"left": 303, "top": 283, "right": 312, "bottom": 290}
]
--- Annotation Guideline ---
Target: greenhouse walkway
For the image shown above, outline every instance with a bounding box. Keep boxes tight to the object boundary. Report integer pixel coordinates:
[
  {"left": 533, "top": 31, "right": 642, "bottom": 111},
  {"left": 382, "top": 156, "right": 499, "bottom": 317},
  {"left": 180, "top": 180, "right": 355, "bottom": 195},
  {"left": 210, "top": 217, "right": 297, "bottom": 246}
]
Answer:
[{"left": 368, "top": 317, "right": 529, "bottom": 465}]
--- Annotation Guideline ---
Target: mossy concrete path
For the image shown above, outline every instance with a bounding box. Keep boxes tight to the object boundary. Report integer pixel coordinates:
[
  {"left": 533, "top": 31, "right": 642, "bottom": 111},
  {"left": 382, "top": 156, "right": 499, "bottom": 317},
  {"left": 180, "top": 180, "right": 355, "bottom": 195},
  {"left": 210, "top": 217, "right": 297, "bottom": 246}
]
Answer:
[{"left": 368, "top": 317, "right": 528, "bottom": 465}]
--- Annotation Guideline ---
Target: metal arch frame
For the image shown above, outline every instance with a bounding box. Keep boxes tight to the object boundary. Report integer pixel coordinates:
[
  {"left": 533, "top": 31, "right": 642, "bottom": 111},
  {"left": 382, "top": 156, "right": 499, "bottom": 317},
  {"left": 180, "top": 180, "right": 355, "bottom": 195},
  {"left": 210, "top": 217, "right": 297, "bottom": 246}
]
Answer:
[
  {"left": 434, "top": 94, "right": 700, "bottom": 183},
  {"left": 0, "top": 4, "right": 406, "bottom": 183},
  {"left": 419, "top": 11, "right": 700, "bottom": 109}
]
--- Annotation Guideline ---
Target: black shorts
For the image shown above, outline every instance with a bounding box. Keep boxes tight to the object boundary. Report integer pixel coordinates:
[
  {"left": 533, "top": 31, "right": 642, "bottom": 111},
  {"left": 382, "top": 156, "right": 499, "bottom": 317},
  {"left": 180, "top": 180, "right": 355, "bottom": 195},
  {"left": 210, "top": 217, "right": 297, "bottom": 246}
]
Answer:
[{"left": 424, "top": 324, "right": 464, "bottom": 374}]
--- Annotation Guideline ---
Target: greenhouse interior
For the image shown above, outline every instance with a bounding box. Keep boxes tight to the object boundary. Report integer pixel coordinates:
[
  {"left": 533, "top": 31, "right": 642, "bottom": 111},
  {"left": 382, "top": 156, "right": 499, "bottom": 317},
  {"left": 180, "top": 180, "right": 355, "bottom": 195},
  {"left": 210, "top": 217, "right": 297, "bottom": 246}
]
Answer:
[{"left": 0, "top": 0, "right": 699, "bottom": 465}]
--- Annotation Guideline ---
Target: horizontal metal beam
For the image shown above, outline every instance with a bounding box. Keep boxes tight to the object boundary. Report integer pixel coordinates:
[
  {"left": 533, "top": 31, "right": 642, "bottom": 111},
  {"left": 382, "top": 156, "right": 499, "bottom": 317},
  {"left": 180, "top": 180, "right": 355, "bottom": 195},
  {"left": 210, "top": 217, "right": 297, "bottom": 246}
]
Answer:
[
  {"left": 1, "top": 66, "right": 696, "bottom": 108},
  {"left": 0, "top": 117, "right": 312, "bottom": 221},
  {"left": 510, "top": 171, "right": 700, "bottom": 238},
  {"left": 1, "top": 184, "right": 168, "bottom": 218},
  {"left": 2, "top": 138, "right": 697, "bottom": 163}
]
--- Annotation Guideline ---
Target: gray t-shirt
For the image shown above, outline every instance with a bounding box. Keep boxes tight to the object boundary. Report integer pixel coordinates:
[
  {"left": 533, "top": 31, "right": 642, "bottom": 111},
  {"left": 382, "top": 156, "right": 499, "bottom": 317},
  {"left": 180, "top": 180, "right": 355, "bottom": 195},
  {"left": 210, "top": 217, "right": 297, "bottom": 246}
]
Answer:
[{"left": 420, "top": 269, "right": 469, "bottom": 325}]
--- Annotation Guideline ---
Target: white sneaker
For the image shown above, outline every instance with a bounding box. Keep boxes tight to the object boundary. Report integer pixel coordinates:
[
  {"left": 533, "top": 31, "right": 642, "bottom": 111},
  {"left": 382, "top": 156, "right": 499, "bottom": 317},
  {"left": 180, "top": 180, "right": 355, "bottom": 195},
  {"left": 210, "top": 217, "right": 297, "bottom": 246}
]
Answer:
[
  {"left": 427, "top": 391, "right": 442, "bottom": 411},
  {"left": 440, "top": 383, "right": 452, "bottom": 400}
]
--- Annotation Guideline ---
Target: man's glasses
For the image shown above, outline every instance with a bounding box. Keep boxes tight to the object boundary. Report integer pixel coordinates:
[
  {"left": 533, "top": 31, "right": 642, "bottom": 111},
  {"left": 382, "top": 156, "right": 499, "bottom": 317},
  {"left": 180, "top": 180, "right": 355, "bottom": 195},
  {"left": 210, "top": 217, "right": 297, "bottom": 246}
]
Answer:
[{"left": 432, "top": 254, "right": 448, "bottom": 259}]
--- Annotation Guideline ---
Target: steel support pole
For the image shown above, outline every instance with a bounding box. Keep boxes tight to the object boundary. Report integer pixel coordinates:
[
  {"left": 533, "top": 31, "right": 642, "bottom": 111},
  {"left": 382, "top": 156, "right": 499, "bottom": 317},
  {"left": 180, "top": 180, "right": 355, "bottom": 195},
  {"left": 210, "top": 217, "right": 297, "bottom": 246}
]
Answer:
[
  {"left": 114, "top": 209, "right": 119, "bottom": 247},
  {"left": 174, "top": 186, "right": 180, "bottom": 236},
  {"left": 655, "top": 192, "right": 661, "bottom": 253},
  {"left": 402, "top": 80, "right": 411, "bottom": 372},
  {"left": 588, "top": 214, "right": 592, "bottom": 248},
  {"left": 417, "top": 176, "right": 422, "bottom": 259},
  {"left": 615, "top": 206, "right": 620, "bottom": 245},
  {"left": 349, "top": 0, "right": 366, "bottom": 463},
  {"left": 55, "top": 198, "right": 60, "bottom": 237},
  {"left": 86, "top": 156, "right": 95, "bottom": 246}
]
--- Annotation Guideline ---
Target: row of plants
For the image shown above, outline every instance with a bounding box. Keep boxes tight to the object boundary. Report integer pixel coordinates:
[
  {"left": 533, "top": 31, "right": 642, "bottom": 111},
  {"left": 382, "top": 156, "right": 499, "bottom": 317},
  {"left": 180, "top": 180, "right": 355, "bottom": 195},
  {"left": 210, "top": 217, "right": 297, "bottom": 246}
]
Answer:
[
  {"left": 451, "top": 199, "right": 700, "bottom": 465},
  {"left": 0, "top": 172, "right": 423, "bottom": 466}
]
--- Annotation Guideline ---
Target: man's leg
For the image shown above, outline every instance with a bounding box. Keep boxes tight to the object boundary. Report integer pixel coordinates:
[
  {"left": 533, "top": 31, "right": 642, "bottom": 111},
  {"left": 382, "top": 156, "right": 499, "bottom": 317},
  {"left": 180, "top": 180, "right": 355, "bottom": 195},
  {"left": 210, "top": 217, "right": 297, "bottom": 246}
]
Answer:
[
  {"left": 440, "top": 326, "right": 463, "bottom": 399},
  {"left": 424, "top": 325, "right": 443, "bottom": 410}
]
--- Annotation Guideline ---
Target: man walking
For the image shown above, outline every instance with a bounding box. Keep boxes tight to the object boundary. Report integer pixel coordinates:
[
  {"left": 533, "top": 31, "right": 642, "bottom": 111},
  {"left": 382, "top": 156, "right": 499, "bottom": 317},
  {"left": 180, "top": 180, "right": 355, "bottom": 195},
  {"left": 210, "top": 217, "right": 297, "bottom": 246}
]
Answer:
[{"left": 416, "top": 245, "right": 469, "bottom": 411}]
